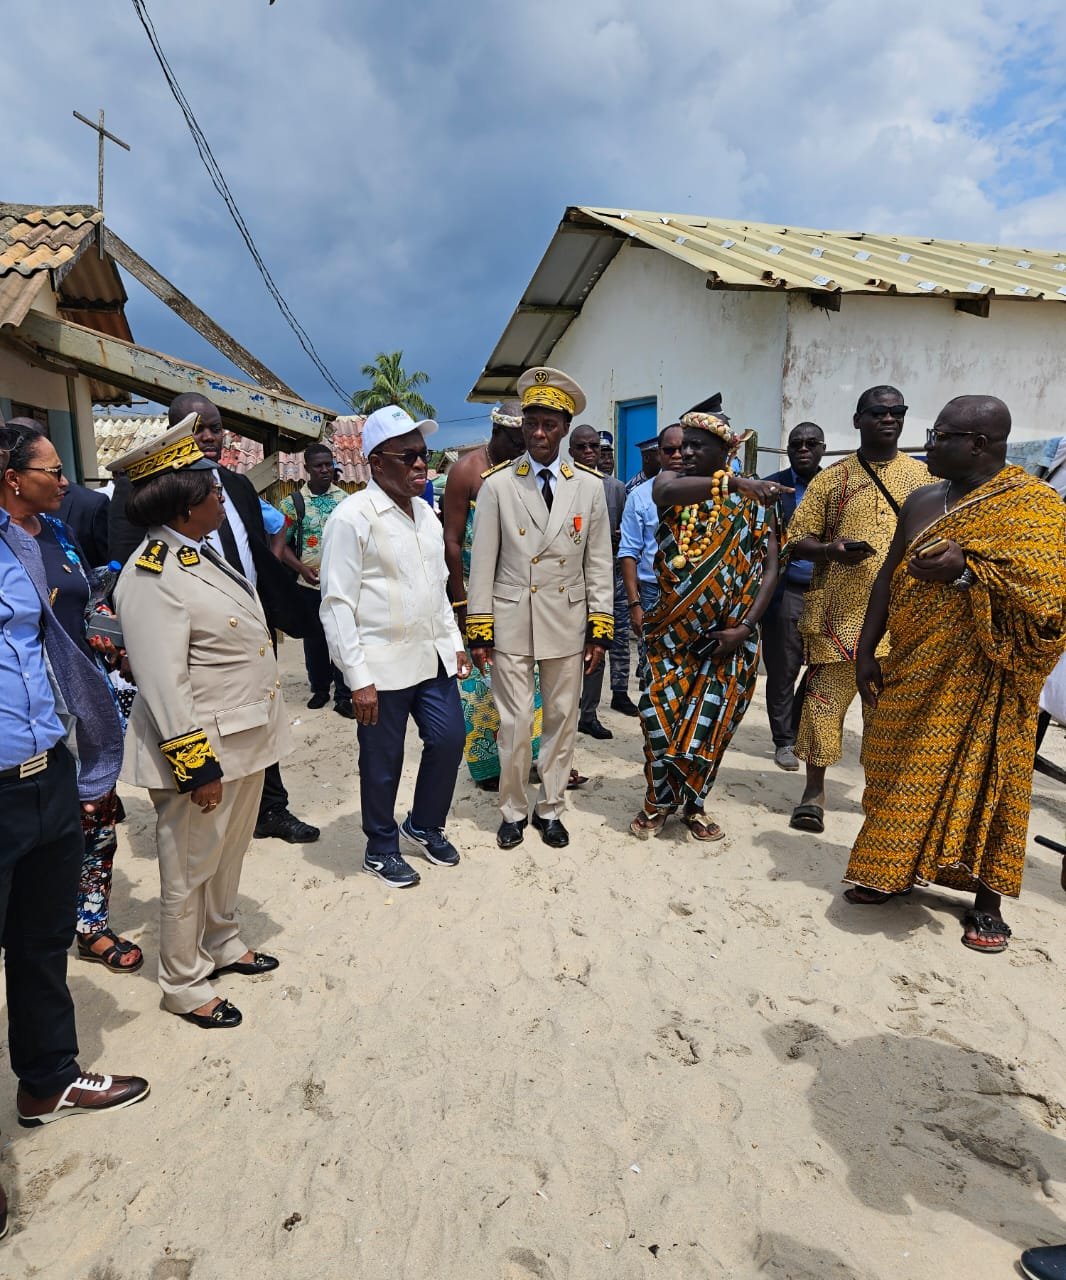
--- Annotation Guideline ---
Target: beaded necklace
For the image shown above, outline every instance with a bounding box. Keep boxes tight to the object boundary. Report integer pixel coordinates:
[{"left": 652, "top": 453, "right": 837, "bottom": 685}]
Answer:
[{"left": 670, "top": 470, "right": 730, "bottom": 569}]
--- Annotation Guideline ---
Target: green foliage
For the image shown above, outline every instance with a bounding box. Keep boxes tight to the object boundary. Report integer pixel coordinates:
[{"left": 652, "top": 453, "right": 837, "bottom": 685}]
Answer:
[{"left": 351, "top": 350, "right": 435, "bottom": 419}]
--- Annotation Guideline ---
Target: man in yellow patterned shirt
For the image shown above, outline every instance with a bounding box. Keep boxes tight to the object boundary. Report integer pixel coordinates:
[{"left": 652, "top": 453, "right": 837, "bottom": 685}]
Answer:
[{"left": 785, "top": 386, "right": 928, "bottom": 832}]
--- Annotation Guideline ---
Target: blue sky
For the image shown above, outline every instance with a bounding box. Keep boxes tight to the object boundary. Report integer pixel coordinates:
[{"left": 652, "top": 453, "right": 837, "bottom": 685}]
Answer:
[{"left": 10, "top": 0, "right": 1066, "bottom": 447}]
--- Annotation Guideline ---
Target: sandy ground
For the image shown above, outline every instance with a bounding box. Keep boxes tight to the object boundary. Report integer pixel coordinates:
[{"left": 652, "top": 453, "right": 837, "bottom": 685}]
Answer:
[{"left": 3, "top": 638, "right": 1066, "bottom": 1280}]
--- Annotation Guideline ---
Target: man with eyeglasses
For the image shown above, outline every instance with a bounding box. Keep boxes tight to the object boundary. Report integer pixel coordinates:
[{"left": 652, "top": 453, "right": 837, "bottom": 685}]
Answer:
[
  {"left": 842, "top": 396, "right": 1066, "bottom": 957},
  {"left": 786, "top": 386, "right": 928, "bottom": 833},
  {"left": 466, "top": 367, "right": 615, "bottom": 851},
  {"left": 760, "top": 423, "right": 826, "bottom": 770},
  {"left": 618, "top": 424, "right": 685, "bottom": 689},
  {"left": 319, "top": 405, "right": 469, "bottom": 889}
]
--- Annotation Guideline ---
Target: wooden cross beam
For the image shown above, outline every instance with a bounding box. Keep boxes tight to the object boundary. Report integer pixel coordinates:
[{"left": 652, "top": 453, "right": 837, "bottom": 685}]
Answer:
[{"left": 72, "top": 109, "right": 131, "bottom": 216}]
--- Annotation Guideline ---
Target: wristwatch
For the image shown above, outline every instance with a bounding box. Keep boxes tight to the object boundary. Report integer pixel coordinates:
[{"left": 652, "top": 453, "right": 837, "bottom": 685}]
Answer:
[{"left": 951, "top": 565, "right": 975, "bottom": 590}]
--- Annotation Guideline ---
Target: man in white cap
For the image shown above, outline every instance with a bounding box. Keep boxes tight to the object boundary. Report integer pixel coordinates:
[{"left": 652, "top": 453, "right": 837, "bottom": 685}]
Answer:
[
  {"left": 467, "top": 367, "right": 614, "bottom": 850},
  {"left": 319, "top": 406, "right": 470, "bottom": 889}
]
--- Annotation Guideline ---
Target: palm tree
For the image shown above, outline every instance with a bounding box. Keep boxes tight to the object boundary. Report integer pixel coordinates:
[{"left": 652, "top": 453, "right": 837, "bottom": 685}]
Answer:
[{"left": 351, "top": 351, "right": 435, "bottom": 419}]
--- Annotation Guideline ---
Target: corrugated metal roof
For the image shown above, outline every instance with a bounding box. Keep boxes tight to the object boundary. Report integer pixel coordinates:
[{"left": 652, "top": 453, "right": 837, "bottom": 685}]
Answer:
[{"left": 469, "top": 205, "right": 1066, "bottom": 400}]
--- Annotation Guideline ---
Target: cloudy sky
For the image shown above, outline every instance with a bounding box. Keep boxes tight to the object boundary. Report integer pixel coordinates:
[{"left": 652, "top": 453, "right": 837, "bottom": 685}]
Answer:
[{"left": 10, "top": 0, "right": 1066, "bottom": 444}]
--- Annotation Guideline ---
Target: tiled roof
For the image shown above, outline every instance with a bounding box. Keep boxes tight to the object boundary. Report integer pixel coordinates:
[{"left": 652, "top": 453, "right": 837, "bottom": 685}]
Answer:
[
  {"left": 0, "top": 205, "right": 104, "bottom": 328},
  {"left": 94, "top": 414, "right": 370, "bottom": 488}
]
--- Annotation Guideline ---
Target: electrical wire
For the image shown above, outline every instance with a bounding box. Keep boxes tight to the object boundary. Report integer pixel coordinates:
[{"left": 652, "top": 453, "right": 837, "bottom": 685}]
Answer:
[{"left": 129, "top": 0, "right": 352, "bottom": 404}]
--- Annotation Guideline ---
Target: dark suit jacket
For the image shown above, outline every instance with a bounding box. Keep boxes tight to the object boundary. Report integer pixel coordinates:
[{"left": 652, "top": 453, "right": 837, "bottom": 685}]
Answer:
[
  {"left": 108, "top": 468, "right": 308, "bottom": 637},
  {"left": 58, "top": 483, "right": 110, "bottom": 567}
]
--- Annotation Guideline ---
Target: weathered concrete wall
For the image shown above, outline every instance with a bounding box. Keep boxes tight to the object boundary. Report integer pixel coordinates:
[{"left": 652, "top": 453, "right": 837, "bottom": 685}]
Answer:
[
  {"left": 783, "top": 292, "right": 1066, "bottom": 452},
  {"left": 550, "top": 242, "right": 788, "bottom": 436}
]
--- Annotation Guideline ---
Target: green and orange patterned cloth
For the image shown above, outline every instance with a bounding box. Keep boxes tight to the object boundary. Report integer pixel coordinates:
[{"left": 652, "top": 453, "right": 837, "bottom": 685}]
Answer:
[
  {"left": 278, "top": 482, "right": 348, "bottom": 586},
  {"left": 846, "top": 465, "right": 1066, "bottom": 898},
  {"left": 639, "top": 495, "right": 774, "bottom": 812}
]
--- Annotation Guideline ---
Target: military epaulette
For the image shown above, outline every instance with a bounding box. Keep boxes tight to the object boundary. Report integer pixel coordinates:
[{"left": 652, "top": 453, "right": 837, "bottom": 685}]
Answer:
[
  {"left": 176, "top": 545, "right": 201, "bottom": 567},
  {"left": 480, "top": 459, "right": 511, "bottom": 479},
  {"left": 158, "top": 728, "right": 223, "bottom": 794},
  {"left": 570, "top": 460, "right": 601, "bottom": 477},
  {"left": 560, "top": 460, "right": 574, "bottom": 479},
  {"left": 135, "top": 540, "right": 168, "bottom": 574}
]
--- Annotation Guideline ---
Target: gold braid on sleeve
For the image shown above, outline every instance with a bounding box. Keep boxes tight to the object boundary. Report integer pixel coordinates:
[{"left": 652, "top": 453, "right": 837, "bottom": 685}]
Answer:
[
  {"left": 586, "top": 612, "right": 615, "bottom": 644},
  {"left": 158, "top": 729, "right": 223, "bottom": 793},
  {"left": 465, "top": 614, "right": 494, "bottom": 645}
]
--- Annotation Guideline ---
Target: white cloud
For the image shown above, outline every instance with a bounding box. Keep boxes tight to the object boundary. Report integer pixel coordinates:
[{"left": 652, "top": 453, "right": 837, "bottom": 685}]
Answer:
[{"left": 5, "top": 0, "right": 1066, "bottom": 429}]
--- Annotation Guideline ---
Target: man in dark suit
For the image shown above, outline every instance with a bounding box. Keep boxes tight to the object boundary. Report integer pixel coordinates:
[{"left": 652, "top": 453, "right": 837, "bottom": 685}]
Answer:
[
  {"left": 761, "top": 422, "right": 825, "bottom": 770},
  {"left": 108, "top": 395, "right": 318, "bottom": 844}
]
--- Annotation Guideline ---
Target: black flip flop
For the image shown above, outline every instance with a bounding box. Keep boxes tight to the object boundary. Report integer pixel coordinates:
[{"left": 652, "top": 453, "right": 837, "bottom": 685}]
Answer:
[{"left": 790, "top": 802, "right": 824, "bottom": 833}]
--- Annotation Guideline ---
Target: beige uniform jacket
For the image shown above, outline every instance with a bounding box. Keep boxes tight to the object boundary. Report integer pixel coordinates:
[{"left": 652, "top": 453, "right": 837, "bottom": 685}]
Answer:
[
  {"left": 116, "top": 526, "right": 291, "bottom": 792},
  {"left": 466, "top": 457, "right": 614, "bottom": 659}
]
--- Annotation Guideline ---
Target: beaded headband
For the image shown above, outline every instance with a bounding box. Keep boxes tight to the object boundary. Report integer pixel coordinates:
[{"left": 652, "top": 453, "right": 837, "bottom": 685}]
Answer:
[
  {"left": 679, "top": 411, "right": 744, "bottom": 452},
  {"left": 491, "top": 406, "right": 523, "bottom": 429}
]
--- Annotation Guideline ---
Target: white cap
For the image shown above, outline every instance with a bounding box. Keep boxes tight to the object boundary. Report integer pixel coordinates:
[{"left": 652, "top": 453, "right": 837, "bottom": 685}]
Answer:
[{"left": 362, "top": 405, "right": 438, "bottom": 457}]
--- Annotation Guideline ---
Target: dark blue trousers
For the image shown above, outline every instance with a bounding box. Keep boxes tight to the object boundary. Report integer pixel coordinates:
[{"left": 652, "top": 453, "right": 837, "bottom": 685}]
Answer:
[
  {"left": 1, "top": 745, "right": 83, "bottom": 1097},
  {"left": 356, "top": 664, "right": 465, "bottom": 855}
]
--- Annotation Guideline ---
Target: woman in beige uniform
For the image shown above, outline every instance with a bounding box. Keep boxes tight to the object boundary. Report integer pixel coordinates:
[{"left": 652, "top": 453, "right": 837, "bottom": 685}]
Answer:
[{"left": 112, "top": 419, "right": 290, "bottom": 1029}]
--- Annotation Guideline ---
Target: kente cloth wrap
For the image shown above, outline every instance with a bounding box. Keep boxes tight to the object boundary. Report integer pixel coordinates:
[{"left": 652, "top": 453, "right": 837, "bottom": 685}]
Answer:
[
  {"left": 789, "top": 452, "right": 929, "bottom": 664},
  {"left": 639, "top": 496, "right": 772, "bottom": 811},
  {"left": 521, "top": 385, "right": 575, "bottom": 416},
  {"left": 158, "top": 729, "right": 223, "bottom": 793},
  {"left": 846, "top": 466, "right": 1066, "bottom": 898},
  {"left": 459, "top": 506, "right": 541, "bottom": 780}
]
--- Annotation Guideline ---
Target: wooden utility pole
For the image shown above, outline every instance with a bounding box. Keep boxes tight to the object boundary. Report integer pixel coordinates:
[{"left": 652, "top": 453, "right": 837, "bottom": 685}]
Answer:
[{"left": 72, "top": 109, "right": 131, "bottom": 216}]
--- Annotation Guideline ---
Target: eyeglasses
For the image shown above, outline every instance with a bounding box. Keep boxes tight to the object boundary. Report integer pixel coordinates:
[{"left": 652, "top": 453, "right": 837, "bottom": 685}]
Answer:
[
  {"left": 660, "top": 444, "right": 684, "bottom": 456},
  {"left": 789, "top": 438, "right": 824, "bottom": 450},
  {"left": 377, "top": 447, "right": 429, "bottom": 467},
  {"left": 21, "top": 464, "right": 64, "bottom": 478},
  {"left": 862, "top": 405, "right": 908, "bottom": 420},
  {"left": 925, "top": 428, "right": 979, "bottom": 445}
]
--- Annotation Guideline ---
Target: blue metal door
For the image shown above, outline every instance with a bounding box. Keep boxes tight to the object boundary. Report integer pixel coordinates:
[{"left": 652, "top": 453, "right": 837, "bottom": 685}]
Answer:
[{"left": 616, "top": 397, "right": 657, "bottom": 483}]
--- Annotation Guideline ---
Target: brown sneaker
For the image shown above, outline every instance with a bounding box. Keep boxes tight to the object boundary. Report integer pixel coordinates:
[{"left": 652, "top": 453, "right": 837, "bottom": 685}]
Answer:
[{"left": 16, "top": 1072, "right": 150, "bottom": 1128}]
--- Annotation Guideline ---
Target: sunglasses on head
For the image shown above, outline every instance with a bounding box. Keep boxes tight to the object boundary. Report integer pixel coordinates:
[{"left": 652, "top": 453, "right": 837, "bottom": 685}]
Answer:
[
  {"left": 862, "top": 404, "right": 907, "bottom": 420},
  {"left": 377, "top": 446, "right": 429, "bottom": 467}
]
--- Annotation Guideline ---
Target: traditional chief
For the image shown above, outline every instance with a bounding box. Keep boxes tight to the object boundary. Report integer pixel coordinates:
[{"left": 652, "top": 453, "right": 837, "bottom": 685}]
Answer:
[{"left": 467, "top": 367, "right": 614, "bottom": 850}]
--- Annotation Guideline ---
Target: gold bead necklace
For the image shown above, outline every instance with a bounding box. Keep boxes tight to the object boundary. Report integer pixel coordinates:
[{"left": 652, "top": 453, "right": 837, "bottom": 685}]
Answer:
[{"left": 670, "top": 471, "right": 730, "bottom": 569}]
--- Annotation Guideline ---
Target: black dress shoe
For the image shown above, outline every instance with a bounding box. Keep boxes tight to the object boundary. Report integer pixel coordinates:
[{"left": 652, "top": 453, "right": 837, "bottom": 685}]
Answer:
[
  {"left": 181, "top": 999, "right": 242, "bottom": 1029},
  {"left": 333, "top": 701, "right": 356, "bottom": 719},
  {"left": 496, "top": 819, "right": 527, "bottom": 850},
  {"left": 531, "top": 814, "right": 569, "bottom": 847},
  {"left": 610, "top": 692, "right": 641, "bottom": 716},
  {"left": 253, "top": 809, "right": 320, "bottom": 843},
  {"left": 306, "top": 691, "right": 329, "bottom": 709},
  {"left": 210, "top": 952, "right": 279, "bottom": 979},
  {"left": 578, "top": 718, "right": 613, "bottom": 740}
]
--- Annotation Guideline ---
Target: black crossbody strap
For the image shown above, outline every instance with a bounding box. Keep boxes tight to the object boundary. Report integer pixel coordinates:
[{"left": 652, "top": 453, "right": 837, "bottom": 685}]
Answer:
[
  {"left": 857, "top": 455, "right": 902, "bottom": 517},
  {"left": 291, "top": 489, "right": 306, "bottom": 561}
]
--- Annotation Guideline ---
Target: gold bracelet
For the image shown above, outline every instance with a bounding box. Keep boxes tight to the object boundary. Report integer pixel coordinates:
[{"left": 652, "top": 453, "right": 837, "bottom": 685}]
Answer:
[{"left": 451, "top": 599, "right": 467, "bottom": 609}]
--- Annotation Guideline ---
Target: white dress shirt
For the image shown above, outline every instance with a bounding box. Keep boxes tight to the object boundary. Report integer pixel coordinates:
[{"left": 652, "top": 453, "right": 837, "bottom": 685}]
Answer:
[
  {"left": 319, "top": 480, "right": 463, "bottom": 692},
  {"left": 204, "top": 500, "right": 256, "bottom": 585}
]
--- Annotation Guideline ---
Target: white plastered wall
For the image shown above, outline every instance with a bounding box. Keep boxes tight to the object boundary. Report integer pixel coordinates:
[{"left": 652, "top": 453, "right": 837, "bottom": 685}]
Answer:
[
  {"left": 782, "top": 292, "right": 1066, "bottom": 453},
  {"left": 550, "top": 242, "right": 788, "bottom": 435}
]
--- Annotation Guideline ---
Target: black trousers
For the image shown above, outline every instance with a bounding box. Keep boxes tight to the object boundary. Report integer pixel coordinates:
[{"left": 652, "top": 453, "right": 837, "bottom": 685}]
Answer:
[
  {"left": 762, "top": 582, "right": 808, "bottom": 748},
  {"left": 1, "top": 744, "right": 83, "bottom": 1097},
  {"left": 297, "top": 586, "right": 350, "bottom": 702},
  {"left": 357, "top": 664, "right": 465, "bottom": 855},
  {"left": 259, "top": 626, "right": 289, "bottom": 817}
]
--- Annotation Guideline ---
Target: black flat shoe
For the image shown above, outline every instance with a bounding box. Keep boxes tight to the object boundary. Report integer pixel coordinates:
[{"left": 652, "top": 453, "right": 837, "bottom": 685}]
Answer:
[
  {"left": 531, "top": 814, "right": 569, "bottom": 848},
  {"left": 254, "top": 809, "right": 320, "bottom": 843},
  {"left": 610, "top": 692, "right": 641, "bottom": 716},
  {"left": 333, "top": 701, "right": 356, "bottom": 719},
  {"left": 210, "top": 952, "right": 279, "bottom": 979},
  {"left": 306, "top": 692, "right": 329, "bottom": 709},
  {"left": 181, "top": 999, "right": 242, "bottom": 1029},
  {"left": 497, "top": 819, "right": 527, "bottom": 850},
  {"left": 578, "top": 718, "right": 613, "bottom": 740}
]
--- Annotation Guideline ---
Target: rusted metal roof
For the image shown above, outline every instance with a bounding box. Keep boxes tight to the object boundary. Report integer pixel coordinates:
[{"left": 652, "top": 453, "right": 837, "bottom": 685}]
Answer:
[{"left": 469, "top": 205, "right": 1066, "bottom": 400}]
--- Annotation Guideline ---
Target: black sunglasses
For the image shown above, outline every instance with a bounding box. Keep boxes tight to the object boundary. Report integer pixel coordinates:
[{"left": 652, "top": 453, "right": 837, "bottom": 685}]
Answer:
[
  {"left": 377, "top": 447, "right": 429, "bottom": 467},
  {"left": 862, "top": 405, "right": 908, "bottom": 420},
  {"left": 660, "top": 444, "right": 684, "bottom": 456},
  {"left": 925, "top": 428, "right": 979, "bottom": 445}
]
